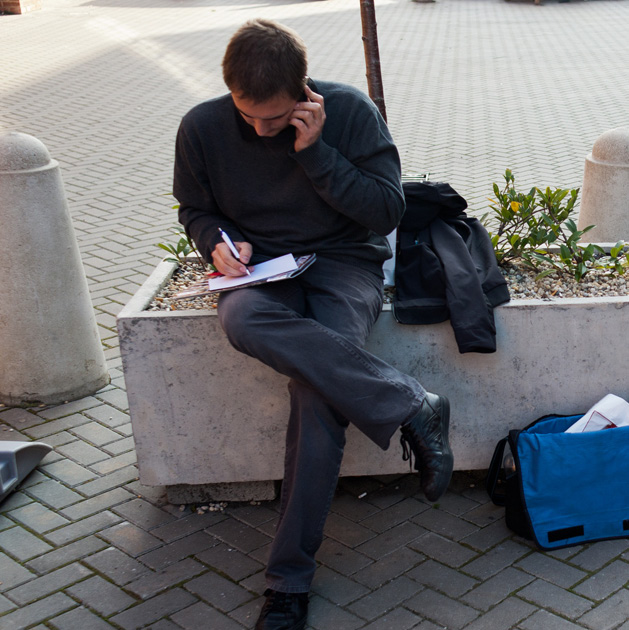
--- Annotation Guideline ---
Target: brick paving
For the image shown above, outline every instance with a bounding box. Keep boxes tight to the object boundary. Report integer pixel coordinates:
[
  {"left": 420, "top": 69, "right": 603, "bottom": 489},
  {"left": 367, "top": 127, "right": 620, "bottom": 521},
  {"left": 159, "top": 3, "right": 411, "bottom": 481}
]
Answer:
[{"left": 2, "top": 0, "right": 629, "bottom": 627}]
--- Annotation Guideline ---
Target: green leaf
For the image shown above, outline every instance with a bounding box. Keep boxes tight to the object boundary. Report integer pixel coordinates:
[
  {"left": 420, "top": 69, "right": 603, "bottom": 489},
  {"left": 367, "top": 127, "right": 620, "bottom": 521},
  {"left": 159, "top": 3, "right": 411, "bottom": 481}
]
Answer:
[
  {"left": 157, "top": 243, "right": 177, "bottom": 255},
  {"left": 581, "top": 244, "right": 596, "bottom": 259},
  {"left": 576, "top": 262, "right": 588, "bottom": 281},
  {"left": 531, "top": 253, "right": 555, "bottom": 265},
  {"left": 610, "top": 240, "right": 625, "bottom": 253},
  {"left": 559, "top": 244, "right": 571, "bottom": 260},
  {"left": 535, "top": 269, "right": 556, "bottom": 280}
]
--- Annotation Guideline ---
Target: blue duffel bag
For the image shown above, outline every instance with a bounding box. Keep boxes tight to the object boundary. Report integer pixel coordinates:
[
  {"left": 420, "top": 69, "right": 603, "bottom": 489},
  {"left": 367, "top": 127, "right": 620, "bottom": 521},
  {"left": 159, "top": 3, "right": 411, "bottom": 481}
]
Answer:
[{"left": 486, "top": 414, "right": 629, "bottom": 550}]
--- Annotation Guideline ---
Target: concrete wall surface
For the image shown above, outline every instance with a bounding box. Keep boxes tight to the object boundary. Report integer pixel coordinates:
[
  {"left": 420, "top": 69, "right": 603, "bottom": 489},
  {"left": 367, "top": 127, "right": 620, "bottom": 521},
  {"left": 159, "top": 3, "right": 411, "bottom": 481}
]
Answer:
[{"left": 118, "top": 261, "right": 629, "bottom": 488}]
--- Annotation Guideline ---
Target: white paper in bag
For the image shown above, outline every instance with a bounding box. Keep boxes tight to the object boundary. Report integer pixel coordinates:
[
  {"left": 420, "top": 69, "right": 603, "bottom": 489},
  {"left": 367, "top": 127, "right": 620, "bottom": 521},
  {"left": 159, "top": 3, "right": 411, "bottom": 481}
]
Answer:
[{"left": 565, "top": 394, "right": 629, "bottom": 433}]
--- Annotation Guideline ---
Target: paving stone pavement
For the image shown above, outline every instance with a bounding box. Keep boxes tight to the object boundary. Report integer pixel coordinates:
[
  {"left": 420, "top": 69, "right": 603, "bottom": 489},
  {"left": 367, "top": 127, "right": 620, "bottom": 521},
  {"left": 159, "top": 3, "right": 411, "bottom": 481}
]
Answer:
[{"left": 2, "top": 0, "right": 629, "bottom": 627}]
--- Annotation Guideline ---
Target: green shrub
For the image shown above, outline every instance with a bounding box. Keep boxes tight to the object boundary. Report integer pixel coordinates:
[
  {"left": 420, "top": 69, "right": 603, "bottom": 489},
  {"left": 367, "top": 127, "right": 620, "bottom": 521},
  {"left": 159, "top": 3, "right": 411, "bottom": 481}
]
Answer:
[{"left": 482, "top": 170, "right": 629, "bottom": 282}]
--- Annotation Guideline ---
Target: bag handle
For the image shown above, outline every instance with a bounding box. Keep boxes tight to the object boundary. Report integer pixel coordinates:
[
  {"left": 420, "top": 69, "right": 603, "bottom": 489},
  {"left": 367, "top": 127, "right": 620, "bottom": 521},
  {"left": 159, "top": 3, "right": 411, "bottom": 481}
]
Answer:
[{"left": 486, "top": 436, "right": 508, "bottom": 506}]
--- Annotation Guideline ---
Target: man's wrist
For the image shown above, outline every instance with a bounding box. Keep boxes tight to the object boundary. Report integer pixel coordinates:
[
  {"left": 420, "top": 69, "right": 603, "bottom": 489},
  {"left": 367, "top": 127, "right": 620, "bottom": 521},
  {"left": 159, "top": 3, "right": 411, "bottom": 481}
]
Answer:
[{"left": 290, "top": 136, "right": 323, "bottom": 160}]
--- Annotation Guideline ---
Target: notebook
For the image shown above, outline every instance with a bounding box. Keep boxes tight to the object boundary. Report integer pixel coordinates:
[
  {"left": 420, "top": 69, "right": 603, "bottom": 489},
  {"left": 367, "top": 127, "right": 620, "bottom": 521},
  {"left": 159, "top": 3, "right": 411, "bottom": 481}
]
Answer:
[{"left": 173, "top": 253, "right": 317, "bottom": 299}]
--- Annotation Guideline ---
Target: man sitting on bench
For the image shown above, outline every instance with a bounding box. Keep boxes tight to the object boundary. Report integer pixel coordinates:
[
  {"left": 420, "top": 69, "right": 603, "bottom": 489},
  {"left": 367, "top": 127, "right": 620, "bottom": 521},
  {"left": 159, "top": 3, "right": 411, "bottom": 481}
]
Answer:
[{"left": 173, "top": 19, "right": 453, "bottom": 630}]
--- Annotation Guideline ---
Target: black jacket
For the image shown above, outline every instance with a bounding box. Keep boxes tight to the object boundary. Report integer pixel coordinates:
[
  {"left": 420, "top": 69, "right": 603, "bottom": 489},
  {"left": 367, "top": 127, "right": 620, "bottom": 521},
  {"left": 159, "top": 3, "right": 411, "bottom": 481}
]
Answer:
[{"left": 393, "top": 182, "right": 510, "bottom": 353}]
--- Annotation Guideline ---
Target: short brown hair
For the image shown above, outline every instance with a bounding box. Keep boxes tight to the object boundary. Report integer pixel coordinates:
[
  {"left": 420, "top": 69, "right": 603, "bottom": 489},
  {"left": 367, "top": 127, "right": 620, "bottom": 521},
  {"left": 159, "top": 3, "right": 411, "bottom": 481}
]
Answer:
[{"left": 222, "top": 19, "right": 308, "bottom": 102}]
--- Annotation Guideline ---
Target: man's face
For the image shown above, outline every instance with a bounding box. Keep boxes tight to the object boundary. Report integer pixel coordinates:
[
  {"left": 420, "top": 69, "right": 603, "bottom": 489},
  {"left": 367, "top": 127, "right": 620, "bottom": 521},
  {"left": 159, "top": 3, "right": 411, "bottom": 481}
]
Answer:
[{"left": 232, "top": 92, "right": 298, "bottom": 138}]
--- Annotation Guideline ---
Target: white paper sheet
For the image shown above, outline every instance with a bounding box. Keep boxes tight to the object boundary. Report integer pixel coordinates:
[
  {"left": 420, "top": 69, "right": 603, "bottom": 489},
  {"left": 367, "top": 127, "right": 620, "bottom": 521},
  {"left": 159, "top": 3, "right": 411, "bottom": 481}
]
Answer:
[
  {"left": 208, "top": 253, "right": 298, "bottom": 291},
  {"left": 565, "top": 393, "right": 629, "bottom": 433}
]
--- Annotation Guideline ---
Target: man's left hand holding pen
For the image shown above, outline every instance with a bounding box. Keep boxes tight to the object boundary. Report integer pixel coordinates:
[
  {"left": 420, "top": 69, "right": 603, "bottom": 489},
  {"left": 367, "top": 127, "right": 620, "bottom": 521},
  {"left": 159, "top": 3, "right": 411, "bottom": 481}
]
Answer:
[{"left": 212, "top": 227, "right": 253, "bottom": 277}]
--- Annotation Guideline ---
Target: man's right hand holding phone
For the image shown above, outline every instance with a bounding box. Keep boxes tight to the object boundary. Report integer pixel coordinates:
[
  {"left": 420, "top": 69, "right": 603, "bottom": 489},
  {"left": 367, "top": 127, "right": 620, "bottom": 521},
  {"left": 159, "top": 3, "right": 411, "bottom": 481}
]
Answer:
[{"left": 290, "top": 85, "right": 326, "bottom": 153}]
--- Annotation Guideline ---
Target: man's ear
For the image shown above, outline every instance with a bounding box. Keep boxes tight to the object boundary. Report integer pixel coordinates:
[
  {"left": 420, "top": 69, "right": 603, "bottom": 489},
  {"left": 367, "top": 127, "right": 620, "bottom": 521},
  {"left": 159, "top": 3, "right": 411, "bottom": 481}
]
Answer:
[
  {"left": 297, "top": 77, "right": 310, "bottom": 102},
  {"left": 297, "top": 76, "right": 314, "bottom": 103}
]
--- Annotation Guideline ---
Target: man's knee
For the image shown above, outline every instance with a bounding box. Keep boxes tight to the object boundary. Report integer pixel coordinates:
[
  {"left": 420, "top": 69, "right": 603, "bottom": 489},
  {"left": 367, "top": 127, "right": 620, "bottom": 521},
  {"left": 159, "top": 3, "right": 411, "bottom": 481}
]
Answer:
[
  {"left": 217, "top": 291, "right": 255, "bottom": 344},
  {"left": 217, "top": 288, "right": 294, "bottom": 354}
]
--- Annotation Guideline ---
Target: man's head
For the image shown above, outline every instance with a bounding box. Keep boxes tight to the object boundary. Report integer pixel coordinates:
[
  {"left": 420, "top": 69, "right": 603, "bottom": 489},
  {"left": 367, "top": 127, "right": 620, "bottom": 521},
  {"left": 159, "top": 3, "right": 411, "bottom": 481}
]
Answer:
[{"left": 222, "top": 19, "right": 308, "bottom": 104}]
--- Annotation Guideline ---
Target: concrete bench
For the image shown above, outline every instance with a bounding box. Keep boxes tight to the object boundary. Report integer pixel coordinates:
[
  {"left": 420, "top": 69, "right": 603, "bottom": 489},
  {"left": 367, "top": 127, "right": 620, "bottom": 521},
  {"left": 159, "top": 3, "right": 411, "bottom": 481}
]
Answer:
[{"left": 118, "top": 260, "right": 629, "bottom": 501}]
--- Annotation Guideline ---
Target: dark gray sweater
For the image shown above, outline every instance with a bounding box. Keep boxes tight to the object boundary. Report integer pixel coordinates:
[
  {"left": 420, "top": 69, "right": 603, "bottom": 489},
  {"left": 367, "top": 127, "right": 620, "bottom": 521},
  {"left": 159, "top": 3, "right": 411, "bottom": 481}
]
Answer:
[{"left": 173, "top": 80, "right": 405, "bottom": 277}]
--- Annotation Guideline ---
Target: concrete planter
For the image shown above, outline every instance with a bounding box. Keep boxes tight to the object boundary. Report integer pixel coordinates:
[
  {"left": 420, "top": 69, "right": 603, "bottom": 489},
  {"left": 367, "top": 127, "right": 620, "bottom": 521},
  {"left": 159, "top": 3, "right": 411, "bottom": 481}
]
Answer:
[{"left": 118, "top": 260, "right": 629, "bottom": 500}]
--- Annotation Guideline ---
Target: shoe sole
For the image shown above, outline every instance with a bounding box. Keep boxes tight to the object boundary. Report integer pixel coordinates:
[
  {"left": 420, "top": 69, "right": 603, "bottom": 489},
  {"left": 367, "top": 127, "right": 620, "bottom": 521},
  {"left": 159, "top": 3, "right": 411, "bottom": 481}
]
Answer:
[{"left": 256, "top": 615, "right": 306, "bottom": 630}]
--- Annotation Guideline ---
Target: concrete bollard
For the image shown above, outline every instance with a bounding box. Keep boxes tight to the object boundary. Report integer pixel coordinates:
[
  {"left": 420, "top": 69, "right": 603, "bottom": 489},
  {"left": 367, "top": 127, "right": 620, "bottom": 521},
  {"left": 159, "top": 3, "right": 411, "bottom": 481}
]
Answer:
[
  {"left": 0, "top": 132, "right": 109, "bottom": 405},
  {"left": 578, "top": 127, "right": 629, "bottom": 242}
]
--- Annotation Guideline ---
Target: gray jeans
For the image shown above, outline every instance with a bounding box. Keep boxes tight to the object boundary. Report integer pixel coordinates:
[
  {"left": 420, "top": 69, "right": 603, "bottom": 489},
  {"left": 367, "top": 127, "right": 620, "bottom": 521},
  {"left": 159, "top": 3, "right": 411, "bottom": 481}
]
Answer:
[{"left": 217, "top": 257, "right": 425, "bottom": 593}]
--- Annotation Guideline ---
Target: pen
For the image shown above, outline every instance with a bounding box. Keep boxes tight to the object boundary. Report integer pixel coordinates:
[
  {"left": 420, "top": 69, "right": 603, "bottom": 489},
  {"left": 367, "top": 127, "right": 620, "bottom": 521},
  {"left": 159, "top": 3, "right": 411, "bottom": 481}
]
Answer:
[{"left": 218, "top": 227, "right": 251, "bottom": 275}]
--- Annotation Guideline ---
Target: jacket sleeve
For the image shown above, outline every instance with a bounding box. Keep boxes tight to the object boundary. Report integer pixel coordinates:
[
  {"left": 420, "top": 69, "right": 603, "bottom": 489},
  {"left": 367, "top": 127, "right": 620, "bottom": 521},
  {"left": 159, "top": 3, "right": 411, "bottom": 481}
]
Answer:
[
  {"left": 173, "top": 118, "right": 244, "bottom": 264},
  {"left": 431, "top": 219, "right": 498, "bottom": 354},
  {"left": 290, "top": 95, "right": 405, "bottom": 236}
]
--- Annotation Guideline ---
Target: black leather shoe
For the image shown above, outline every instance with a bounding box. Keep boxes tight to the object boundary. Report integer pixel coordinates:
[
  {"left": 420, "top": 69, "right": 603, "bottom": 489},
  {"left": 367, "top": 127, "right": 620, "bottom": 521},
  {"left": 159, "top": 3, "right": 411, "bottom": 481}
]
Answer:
[
  {"left": 400, "top": 392, "right": 453, "bottom": 502},
  {"left": 255, "top": 589, "right": 308, "bottom": 630}
]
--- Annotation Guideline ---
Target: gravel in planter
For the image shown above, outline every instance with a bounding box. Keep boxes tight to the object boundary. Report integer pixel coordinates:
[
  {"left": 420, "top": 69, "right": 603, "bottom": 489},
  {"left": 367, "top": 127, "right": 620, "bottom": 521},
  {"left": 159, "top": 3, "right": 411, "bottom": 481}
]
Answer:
[{"left": 148, "top": 261, "right": 629, "bottom": 312}]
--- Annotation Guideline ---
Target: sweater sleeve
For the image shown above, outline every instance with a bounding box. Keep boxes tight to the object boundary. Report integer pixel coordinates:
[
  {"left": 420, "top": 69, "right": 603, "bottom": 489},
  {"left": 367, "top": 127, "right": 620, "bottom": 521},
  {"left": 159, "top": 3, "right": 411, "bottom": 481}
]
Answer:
[
  {"left": 173, "top": 118, "right": 244, "bottom": 264},
  {"left": 290, "top": 94, "right": 405, "bottom": 236}
]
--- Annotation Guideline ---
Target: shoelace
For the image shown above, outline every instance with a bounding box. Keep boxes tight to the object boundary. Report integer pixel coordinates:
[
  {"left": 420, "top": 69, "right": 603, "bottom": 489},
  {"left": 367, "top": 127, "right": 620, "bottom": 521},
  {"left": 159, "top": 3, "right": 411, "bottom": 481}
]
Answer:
[{"left": 400, "top": 432, "right": 415, "bottom": 470}]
